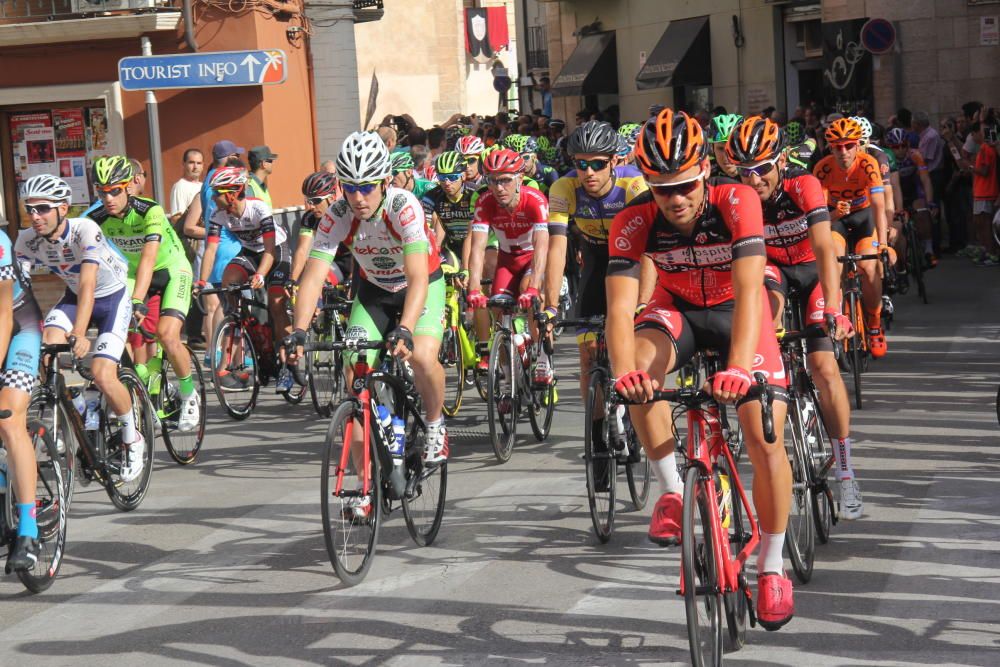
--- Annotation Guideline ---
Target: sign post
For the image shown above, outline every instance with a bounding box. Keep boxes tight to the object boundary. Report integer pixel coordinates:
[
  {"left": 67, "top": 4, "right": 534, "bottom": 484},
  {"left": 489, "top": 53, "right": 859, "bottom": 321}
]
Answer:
[{"left": 860, "top": 18, "right": 896, "bottom": 55}]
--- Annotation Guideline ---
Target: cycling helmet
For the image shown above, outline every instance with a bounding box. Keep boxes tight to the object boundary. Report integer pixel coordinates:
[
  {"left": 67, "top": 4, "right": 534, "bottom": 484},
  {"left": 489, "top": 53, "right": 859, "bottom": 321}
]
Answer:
[
  {"left": 726, "top": 116, "right": 784, "bottom": 165},
  {"left": 523, "top": 136, "right": 539, "bottom": 155},
  {"left": 482, "top": 148, "right": 525, "bottom": 175},
  {"left": 539, "top": 145, "right": 558, "bottom": 165},
  {"left": 618, "top": 122, "right": 641, "bottom": 139},
  {"left": 709, "top": 114, "right": 744, "bottom": 144},
  {"left": 20, "top": 174, "right": 72, "bottom": 203},
  {"left": 825, "top": 118, "right": 863, "bottom": 144},
  {"left": 534, "top": 135, "right": 551, "bottom": 152},
  {"left": 869, "top": 122, "right": 885, "bottom": 144},
  {"left": 435, "top": 150, "right": 464, "bottom": 175},
  {"left": 548, "top": 119, "right": 566, "bottom": 132},
  {"left": 615, "top": 134, "right": 631, "bottom": 158},
  {"left": 480, "top": 144, "right": 502, "bottom": 161},
  {"left": 456, "top": 135, "right": 485, "bottom": 156},
  {"left": 503, "top": 134, "right": 529, "bottom": 153},
  {"left": 567, "top": 120, "right": 619, "bottom": 156},
  {"left": 390, "top": 151, "right": 415, "bottom": 174},
  {"left": 336, "top": 131, "right": 391, "bottom": 183},
  {"left": 885, "top": 127, "right": 909, "bottom": 147},
  {"left": 209, "top": 166, "right": 249, "bottom": 192},
  {"left": 784, "top": 120, "right": 805, "bottom": 145},
  {"left": 91, "top": 155, "right": 133, "bottom": 186},
  {"left": 301, "top": 171, "right": 338, "bottom": 198},
  {"left": 852, "top": 116, "right": 873, "bottom": 144},
  {"left": 634, "top": 108, "right": 708, "bottom": 176}
]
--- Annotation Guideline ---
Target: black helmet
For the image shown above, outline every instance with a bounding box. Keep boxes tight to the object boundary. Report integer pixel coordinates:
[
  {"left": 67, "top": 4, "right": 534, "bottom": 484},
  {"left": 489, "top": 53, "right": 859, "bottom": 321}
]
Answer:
[
  {"left": 567, "top": 120, "right": 619, "bottom": 156},
  {"left": 301, "top": 171, "right": 338, "bottom": 198}
]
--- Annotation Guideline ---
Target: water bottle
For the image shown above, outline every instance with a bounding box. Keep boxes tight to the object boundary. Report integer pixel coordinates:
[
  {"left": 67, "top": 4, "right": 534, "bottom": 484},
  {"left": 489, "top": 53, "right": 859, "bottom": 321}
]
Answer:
[
  {"left": 388, "top": 414, "right": 407, "bottom": 499},
  {"left": 70, "top": 386, "right": 86, "bottom": 418},
  {"left": 375, "top": 404, "right": 393, "bottom": 446},
  {"left": 512, "top": 333, "right": 529, "bottom": 366},
  {"left": 613, "top": 404, "right": 627, "bottom": 448},
  {"left": 84, "top": 386, "right": 101, "bottom": 431},
  {"left": 715, "top": 465, "right": 732, "bottom": 530}
]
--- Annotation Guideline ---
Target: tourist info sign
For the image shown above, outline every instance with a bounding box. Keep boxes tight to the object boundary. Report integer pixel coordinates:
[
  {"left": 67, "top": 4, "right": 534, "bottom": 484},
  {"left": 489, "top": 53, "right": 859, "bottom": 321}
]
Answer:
[{"left": 118, "top": 50, "right": 287, "bottom": 91}]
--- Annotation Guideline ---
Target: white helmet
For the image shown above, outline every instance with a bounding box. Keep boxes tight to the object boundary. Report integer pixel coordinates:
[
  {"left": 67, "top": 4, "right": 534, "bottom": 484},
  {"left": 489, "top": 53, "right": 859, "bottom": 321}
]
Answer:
[
  {"left": 20, "top": 174, "right": 72, "bottom": 203},
  {"left": 208, "top": 166, "right": 250, "bottom": 191},
  {"left": 852, "top": 116, "right": 873, "bottom": 144},
  {"left": 336, "top": 131, "right": 391, "bottom": 184}
]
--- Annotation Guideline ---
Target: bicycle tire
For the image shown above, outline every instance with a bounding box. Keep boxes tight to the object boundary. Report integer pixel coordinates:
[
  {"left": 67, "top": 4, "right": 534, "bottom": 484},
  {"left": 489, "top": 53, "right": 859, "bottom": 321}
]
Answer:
[
  {"left": 280, "top": 376, "right": 309, "bottom": 405},
  {"left": 9, "top": 420, "right": 68, "bottom": 593},
  {"left": 584, "top": 369, "right": 615, "bottom": 542},
  {"left": 307, "top": 328, "right": 341, "bottom": 418},
  {"left": 441, "top": 326, "right": 465, "bottom": 418},
  {"left": 682, "top": 465, "right": 723, "bottom": 667},
  {"left": 804, "top": 384, "right": 834, "bottom": 544},
  {"left": 527, "top": 359, "right": 555, "bottom": 441},
  {"left": 103, "top": 369, "right": 156, "bottom": 512},
  {"left": 624, "top": 414, "right": 651, "bottom": 510},
  {"left": 906, "top": 223, "right": 928, "bottom": 304},
  {"left": 784, "top": 394, "right": 815, "bottom": 584},
  {"left": 158, "top": 346, "right": 207, "bottom": 465},
  {"left": 845, "top": 293, "right": 864, "bottom": 410},
  {"left": 996, "top": 385, "right": 1000, "bottom": 428},
  {"left": 210, "top": 316, "right": 260, "bottom": 420},
  {"left": 322, "top": 399, "right": 381, "bottom": 586},
  {"left": 720, "top": 454, "right": 748, "bottom": 652},
  {"left": 487, "top": 330, "right": 517, "bottom": 463},
  {"left": 28, "top": 393, "right": 76, "bottom": 511},
  {"left": 401, "top": 408, "right": 447, "bottom": 546}
]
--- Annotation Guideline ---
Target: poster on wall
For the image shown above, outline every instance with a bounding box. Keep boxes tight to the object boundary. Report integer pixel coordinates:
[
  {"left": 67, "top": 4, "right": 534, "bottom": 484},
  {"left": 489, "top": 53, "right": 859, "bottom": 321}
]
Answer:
[
  {"left": 23, "top": 126, "right": 57, "bottom": 178},
  {"left": 822, "top": 19, "right": 873, "bottom": 116},
  {"left": 87, "top": 107, "right": 109, "bottom": 155},
  {"left": 51, "top": 108, "right": 89, "bottom": 203},
  {"left": 8, "top": 111, "right": 52, "bottom": 189}
]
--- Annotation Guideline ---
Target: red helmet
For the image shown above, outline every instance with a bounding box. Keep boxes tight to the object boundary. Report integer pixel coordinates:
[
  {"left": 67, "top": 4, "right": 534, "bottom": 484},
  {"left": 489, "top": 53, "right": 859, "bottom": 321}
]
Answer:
[
  {"left": 209, "top": 166, "right": 248, "bottom": 193},
  {"left": 482, "top": 148, "right": 525, "bottom": 175}
]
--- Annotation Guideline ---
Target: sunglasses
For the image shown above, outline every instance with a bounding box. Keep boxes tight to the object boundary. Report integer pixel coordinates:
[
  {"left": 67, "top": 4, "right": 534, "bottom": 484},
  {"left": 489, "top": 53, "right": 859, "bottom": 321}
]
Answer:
[
  {"left": 24, "top": 203, "right": 57, "bottom": 215},
  {"left": 831, "top": 142, "right": 858, "bottom": 151},
  {"left": 341, "top": 181, "right": 380, "bottom": 195},
  {"left": 645, "top": 174, "right": 703, "bottom": 198},
  {"left": 436, "top": 172, "right": 463, "bottom": 182},
  {"left": 486, "top": 176, "right": 517, "bottom": 187},
  {"left": 214, "top": 188, "right": 241, "bottom": 197},
  {"left": 306, "top": 196, "right": 330, "bottom": 205},
  {"left": 97, "top": 186, "right": 127, "bottom": 197},
  {"left": 464, "top": 157, "right": 479, "bottom": 165},
  {"left": 575, "top": 158, "right": 610, "bottom": 172},
  {"left": 737, "top": 159, "right": 778, "bottom": 179}
]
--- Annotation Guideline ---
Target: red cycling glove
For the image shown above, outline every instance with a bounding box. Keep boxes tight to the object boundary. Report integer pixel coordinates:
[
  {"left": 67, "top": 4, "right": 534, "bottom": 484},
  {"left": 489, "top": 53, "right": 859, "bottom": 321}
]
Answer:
[
  {"left": 467, "top": 291, "right": 488, "bottom": 309},
  {"left": 823, "top": 307, "right": 854, "bottom": 336},
  {"left": 614, "top": 370, "right": 651, "bottom": 395},
  {"left": 711, "top": 366, "right": 751, "bottom": 398},
  {"left": 518, "top": 287, "right": 540, "bottom": 310}
]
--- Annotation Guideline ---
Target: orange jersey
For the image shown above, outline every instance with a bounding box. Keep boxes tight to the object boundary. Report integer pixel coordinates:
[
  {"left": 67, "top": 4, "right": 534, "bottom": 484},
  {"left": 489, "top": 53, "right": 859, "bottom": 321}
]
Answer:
[{"left": 813, "top": 152, "right": 885, "bottom": 212}]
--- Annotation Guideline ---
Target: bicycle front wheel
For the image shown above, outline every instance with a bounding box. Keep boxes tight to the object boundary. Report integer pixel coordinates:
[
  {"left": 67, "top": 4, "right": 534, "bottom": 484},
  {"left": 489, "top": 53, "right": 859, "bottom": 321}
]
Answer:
[
  {"left": 28, "top": 393, "right": 76, "bottom": 511},
  {"left": 784, "top": 394, "right": 815, "bottom": 584},
  {"left": 805, "top": 385, "right": 835, "bottom": 544},
  {"left": 487, "top": 331, "right": 517, "bottom": 463},
  {"left": 682, "top": 465, "right": 723, "bottom": 667},
  {"left": 102, "top": 369, "right": 156, "bottom": 512},
  {"left": 307, "top": 328, "right": 342, "bottom": 418},
  {"left": 159, "top": 346, "right": 206, "bottom": 465},
  {"left": 584, "top": 369, "right": 615, "bottom": 542},
  {"left": 720, "top": 456, "right": 749, "bottom": 651},
  {"left": 210, "top": 316, "right": 260, "bottom": 420},
  {"left": 844, "top": 294, "right": 864, "bottom": 410},
  {"left": 401, "top": 410, "right": 447, "bottom": 546},
  {"left": 322, "top": 400, "right": 381, "bottom": 586},
  {"left": 527, "top": 367, "right": 555, "bottom": 442},
  {"left": 622, "top": 408, "right": 651, "bottom": 510},
  {"left": 441, "top": 325, "right": 465, "bottom": 418}
]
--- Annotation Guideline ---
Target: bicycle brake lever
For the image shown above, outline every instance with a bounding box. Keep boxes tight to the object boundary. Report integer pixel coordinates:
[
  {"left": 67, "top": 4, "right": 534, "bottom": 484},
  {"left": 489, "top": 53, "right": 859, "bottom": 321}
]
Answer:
[{"left": 754, "top": 373, "right": 776, "bottom": 444}]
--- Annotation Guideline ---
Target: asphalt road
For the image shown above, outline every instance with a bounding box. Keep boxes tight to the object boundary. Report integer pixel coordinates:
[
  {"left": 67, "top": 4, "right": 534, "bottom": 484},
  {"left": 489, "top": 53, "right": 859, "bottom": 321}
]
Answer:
[{"left": 0, "top": 256, "right": 997, "bottom": 666}]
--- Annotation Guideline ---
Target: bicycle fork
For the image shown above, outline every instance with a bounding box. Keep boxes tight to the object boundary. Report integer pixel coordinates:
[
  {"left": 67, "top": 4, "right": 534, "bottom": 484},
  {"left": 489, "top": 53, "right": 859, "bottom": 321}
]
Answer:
[{"left": 334, "top": 390, "right": 373, "bottom": 500}]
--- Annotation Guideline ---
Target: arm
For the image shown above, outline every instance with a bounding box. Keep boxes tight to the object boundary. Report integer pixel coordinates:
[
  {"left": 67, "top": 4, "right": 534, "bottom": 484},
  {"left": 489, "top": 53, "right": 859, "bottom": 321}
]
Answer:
[
  {"left": 918, "top": 168, "right": 935, "bottom": 203},
  {"left": 432, "top": 213, "right": 446, "bottom": 249},
  {"left": 871, "top": 190, "right": 888, "bottom": 248},
  {"left": 638, "top": 256, "right": 657, "bottom": 306},
  {"left": 72, "top": 263, "right": 99, "bottom": 354},
  {"left": 256, "top": 233, "right": 276, "bottom": 283},
  {"left": 727, "top": 254, "right": 766, "bottom": 373},
  {"left": 0, "top": 282, "right": 12, "bottom": 366},
  {"left": 529, "top": 229, "right": 548, "bottom": 292},
  {"left": 399, "top": 251, "right": 429, "bottom": 332},
  {"left": 291, "top": 256, "right": 330, "bottom": 333},
  {"left": 183, "top": 197, "right": 206, "bottom": 241},
  {"left": 807, "top": 220, "right": 842, "bottom": 312},
  {"left": 606, "top": 273, "right": 640, "bottom": 379},
  {"left": 544, "top": 232, "right": 567, "bottom": 308},
  {"left": 891, "top": 172, "right": 903, "bottom": 213},
  {"left": 467, "top": 230, "right": 489, "bottom": 293},
  {"left": 290, "top": 233, "right": 314, "bottom": 283},
  {"left": 198, "top": 238, "right": 218, "bottom": 284}
]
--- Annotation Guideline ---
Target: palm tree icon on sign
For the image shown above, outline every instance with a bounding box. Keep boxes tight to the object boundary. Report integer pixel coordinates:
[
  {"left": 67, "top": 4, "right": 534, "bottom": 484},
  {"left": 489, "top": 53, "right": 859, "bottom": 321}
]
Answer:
[{"left": 240, "top": 50, "right": 287, "bottom": 85}]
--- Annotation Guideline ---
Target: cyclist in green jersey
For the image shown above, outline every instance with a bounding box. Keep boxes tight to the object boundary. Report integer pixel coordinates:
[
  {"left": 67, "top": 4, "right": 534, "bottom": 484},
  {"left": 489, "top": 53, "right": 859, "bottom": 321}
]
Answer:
[
  {"left": 89, "top": 156, "right": 199, "bottom": 431},
  {"left": 390, "top": 152, "right": 436, "bottom": 199},
  {"left": 422, "top": 151, "right": 476, "bottom": 276}
]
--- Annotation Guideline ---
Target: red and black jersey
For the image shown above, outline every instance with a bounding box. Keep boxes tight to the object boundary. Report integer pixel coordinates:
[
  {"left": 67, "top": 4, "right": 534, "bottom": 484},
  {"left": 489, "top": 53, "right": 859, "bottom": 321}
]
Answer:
[
  {"left": 608, "top": 183, "right": 766, "bottom": 307},
  {"left": 761, "top": 173, "right": 831, "bottom": 266}
]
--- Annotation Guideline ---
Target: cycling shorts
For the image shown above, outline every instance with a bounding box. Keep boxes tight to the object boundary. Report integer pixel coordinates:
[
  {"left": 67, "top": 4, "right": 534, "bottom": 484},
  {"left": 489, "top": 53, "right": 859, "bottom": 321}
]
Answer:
[
  {"left": 491, "top": 251, "right": 533, "bottom": 299},
  {"left": 44, "top": 287, "right": 131, "bottom": 363},
  {"left": 344, "top": 271, "right": 446, "bottom": 366},
  {"left": 226, "top": 244, "right": 292, "bottom": 291},
  {"left": 764, "top": 262, "right": 832, "bottom": 353},
  {"left": 2, "top": 299, "right": 43, "bottom": 395},
  {"left": 128, "top": 293, "right": 161, "bottom": 349},
  {"left": 831, "top": 208, "right": 878, "bottom": 255},
  {"left": 635, "top": 285, "right": 787, "bottom": 389},
  {"left": 576, "top": 240, "right": 609, "bottom": 344},
  {"left": 128, "top": 264, "right": 192, "bottom": 321}
]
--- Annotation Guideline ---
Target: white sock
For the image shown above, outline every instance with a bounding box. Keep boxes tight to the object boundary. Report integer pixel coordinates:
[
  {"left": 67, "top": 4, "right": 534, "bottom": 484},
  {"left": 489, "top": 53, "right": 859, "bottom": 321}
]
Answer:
[
  {"left": 653, "top": 452, "right": 684, "bottom": 495},
  {"left": 426, "top": 417, "right": 444, "bottom": 430},
  {"left": 116, "top": 411, "right": 138, "bottom": 444},
  {"left": 832, "top": 437, "right": 854, "bottom": 481},
  {"left": 757, "top": 531, "right": 786, "bottom": 575}
]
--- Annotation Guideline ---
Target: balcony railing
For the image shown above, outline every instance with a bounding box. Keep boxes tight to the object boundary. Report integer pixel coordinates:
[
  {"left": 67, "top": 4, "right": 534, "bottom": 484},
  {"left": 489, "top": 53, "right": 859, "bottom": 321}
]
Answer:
[
  {"left": 352, "top": 0, "right": 382, "bottom": 23},
  {"left": 526, "top": 24, "right": 548, "bottom": 70},
  {"left": 0, "top": 0, "right": 168, "bottom": 20}
]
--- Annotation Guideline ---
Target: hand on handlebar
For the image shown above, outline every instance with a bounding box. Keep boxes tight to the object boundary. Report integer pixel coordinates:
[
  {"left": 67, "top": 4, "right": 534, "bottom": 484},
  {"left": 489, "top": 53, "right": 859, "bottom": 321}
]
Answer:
[
  {"left": 823, "top": 308, "right": 854, "bottom": 341},
  {"left": 193, "top": 279, "right": 207, "bottom": 297},
  {"left": 282, "top": 328, "right": 307, "bottom": 364},
  {"left": 388, "top": 325, "right": 414, "bottom": 361},
  {"left": 709, "top": 365, "right": 751, "bottom": 404},
  {"left": 518, "top": 287, "right": 540, "bottom": 310},
  {"left": 67, "top": 333, "right": 90, "bottom": 360},
  {"left": 835, "top": 200, "right": 852, "bottom": 219},
  {"left": 467, "top": 290, "right": 488, "bottom": 309},
  {"left": 614, "top": 369, "right": 659, "bottom": 403},
  {"left": 249, "top": 272, "right": 265, "bottom": 290}
]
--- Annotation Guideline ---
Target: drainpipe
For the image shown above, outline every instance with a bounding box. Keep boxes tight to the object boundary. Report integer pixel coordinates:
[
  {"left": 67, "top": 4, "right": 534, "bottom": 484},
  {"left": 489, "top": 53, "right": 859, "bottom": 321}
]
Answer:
[
  {"left": 182, "top": 0, "right": 198, "bottom": 52},
  {"left": 141, "top": 37, "right": 166, "bottom": 204}
]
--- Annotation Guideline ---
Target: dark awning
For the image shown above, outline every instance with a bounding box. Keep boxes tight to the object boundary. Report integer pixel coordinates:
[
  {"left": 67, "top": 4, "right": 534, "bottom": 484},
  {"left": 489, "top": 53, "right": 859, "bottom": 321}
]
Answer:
[
  {"left": 551, "top": 31, "right": 618, "bottom": 97},
  {"left": 635, "top": 16, "right": 712, "bottom": 90}
]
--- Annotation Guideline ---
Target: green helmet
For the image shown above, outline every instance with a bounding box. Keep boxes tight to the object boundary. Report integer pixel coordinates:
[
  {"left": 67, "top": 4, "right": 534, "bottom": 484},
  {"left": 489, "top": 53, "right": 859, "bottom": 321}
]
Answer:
[
  {"left": 535, "top": 135, "right": 551, "bottom": 152},
  {"left": 539, "top": 146, "right": 558, "bottom": 165},
  {"left": 480, "top": 144, "right": 502, "bottom": 161},
  {"left": 784, "top": 120, "right": 805, "bottom": 145},
  {"left": 389, "top": 151, "right": 414, "bottom": 174},
  {"left": 503, "top": 134, "right": 529, "bottom": 153},
  {"left": 709, "top": 114, "right": 744, "bottom": 144},
  {"left": 618, "top": 122, "right": 641, "bottom": 139},
  {"left": 434, "top": 150, "right": 463, "bottom": 175},
  {"left": 92, "top": 155, "right": 133, "bottom": 186}
]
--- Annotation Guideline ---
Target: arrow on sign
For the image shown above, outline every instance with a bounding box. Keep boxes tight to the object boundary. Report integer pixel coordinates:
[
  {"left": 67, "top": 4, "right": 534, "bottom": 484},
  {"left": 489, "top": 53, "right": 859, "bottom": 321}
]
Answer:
[{"left": 242, "top": 54, "right": 262, "bottom": 81}]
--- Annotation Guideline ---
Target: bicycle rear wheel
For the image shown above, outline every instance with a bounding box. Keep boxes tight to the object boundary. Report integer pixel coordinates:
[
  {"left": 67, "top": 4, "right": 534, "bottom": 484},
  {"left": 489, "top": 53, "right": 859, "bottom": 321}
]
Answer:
[
  {"left": 719, "top": 455, "right": 748, "bottom": 652},
  {"left": 158, "top": 347, "right": 206, "bottom": 465},
  {"left": 441, "top": 325, "right": 465, "bottom": 418},
  {"left": 906, "top": 224, "right": 928, "bottom": 304},
  {"left": 10, "top": 420, "right": 68, "bottom": 593},
  {"left": 322, "top": 400, "right": 381, "bottom": 586},
  {"left": 487, "top": 331, "right": 517, "bottom": 463},
  {"left": 682, "top": 465, "right": 723, "bottom": 667},
  {"left": 528, "top": 359, "right": 555, "bottom": 441},
  {"left": 210, "top": 316, "right": 260, "bottom": 420},
  {"left": 584, "top": 369, "right": 615, "bottom": 542},
  {"left": 307, "top": 327, "right": 342, "bottom": 418},
  {"left": 102, "top": 369, "right": 156, "bottom": 512},
  {"left": 784, "top": 394, "right": 815, "bottom": 584},
  {"left": 805, "top": 386, "right": 835, "bottom": 544},
  {"left": 622, "top": 408, "right": 651, "bottom": 510},
  {"left": 401, "top": 410, "right": 447, "bottom": 546},
  {"left": 28, "top": 393, "right": 76, "bottom": 511},
  {"left": 844, "top": 293, "right": 864, "bottom": 410}
]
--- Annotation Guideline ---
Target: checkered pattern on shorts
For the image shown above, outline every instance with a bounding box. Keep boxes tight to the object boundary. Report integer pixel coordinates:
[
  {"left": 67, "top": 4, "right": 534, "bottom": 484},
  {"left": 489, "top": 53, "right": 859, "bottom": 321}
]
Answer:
[{"left": 0, "top": 369, "right": 37, "bottom": 394}]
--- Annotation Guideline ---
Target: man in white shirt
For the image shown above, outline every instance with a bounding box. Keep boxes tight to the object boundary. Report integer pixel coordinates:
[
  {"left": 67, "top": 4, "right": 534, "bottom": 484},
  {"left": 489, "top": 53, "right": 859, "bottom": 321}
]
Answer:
[{"left": 170, "top": 148, "right": 205, "bottom": 346}]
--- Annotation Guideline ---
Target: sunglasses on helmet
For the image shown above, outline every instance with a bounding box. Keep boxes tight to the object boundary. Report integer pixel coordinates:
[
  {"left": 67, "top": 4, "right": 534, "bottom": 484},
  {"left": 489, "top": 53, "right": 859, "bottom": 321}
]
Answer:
[{"left": 341, "top": 181, "right": 381, "bottom": 195}]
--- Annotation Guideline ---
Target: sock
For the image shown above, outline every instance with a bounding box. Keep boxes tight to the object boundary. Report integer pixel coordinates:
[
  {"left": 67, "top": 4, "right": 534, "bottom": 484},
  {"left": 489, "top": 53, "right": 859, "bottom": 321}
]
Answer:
[
  {"left": 146, "top": 355, "right": 162, "bottom": 378},
  {"left": 178, "top": 375, "right": 195, "bottom": 398},
  {"left": 426, "top": 417, "right": 444, "bottom": 430},
  {"left": 17, "top": 503, "right": 38, "bottom": 539},
  {"left": 832, "top": 437, "right": 854, "bottom": 481},
  {"left": 653, "top": 452, "right": 684, "bottom": 495},
  {"left": 134, "top": 362, "right": 149, "bottom": 383},
  {"left": 757, "top": 531, "right": 786, "bottom": 574},
  {"left": 117, "top": 410, "right": 138, "bottom": 444}
]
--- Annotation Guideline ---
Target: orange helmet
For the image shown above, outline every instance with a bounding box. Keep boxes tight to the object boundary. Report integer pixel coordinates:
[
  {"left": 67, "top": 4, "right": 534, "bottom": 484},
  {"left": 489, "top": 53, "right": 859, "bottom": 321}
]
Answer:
[
  {"left": 726, "top": 116, "right": 783, "bottom": 165},
  {"left": 634, "top": 108, "right": 707, "bottom": 176},
  {"left": 825, "top": 118, "right": 863, "bottom": 145}
]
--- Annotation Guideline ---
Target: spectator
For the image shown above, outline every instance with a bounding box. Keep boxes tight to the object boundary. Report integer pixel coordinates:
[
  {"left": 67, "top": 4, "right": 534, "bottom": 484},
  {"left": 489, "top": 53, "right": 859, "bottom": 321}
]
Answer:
[
  {"left": 320, "top": 159, "right": 336, "bottom": 174},
  {"left": 376, "top": 125, "right": 397, "bottom": 152},
  {"left": 940, "top": 117, "right": 971, "bottom": 253},
  {"left": 537, "top": 76, "right": 553, "bottom": 118},
  {"left": 913, "top": 111, "right": 947, "bottom": 250},
  {"left": 127, "top": 158, "right": 147, "bottom": 196},
  {"left": 406, "top": 126, "right": 427, "bottom": 148},
  {"left": 169, "top": 148, "right": 203, "bottom": 224},
  {"left": 411, "top": 144, "right": 432, "bottom": 179},
  {"left": 971, "top": 122, "right": 999, "bottom": 265},
  {"left": 248, "top": 145, "right": 277, "bottom": 207}
]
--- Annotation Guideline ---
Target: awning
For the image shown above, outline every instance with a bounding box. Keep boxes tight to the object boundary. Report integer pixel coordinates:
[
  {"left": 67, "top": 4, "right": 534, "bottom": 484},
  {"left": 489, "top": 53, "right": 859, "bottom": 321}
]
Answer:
[
  {"left": 551, "top": 31, "right": 618, "bottom": 97},
  {"left": 635, "top": 16, "right": 712, "bottom": 90}
]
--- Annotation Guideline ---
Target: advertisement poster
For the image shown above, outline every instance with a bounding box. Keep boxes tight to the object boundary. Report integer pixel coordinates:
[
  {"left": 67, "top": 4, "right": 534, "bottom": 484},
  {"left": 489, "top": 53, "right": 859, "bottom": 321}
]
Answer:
[
  {"left": 24, "top": 126, "right": 57, "bottom": 176},
  {"left": 87, "top": 107, "right": 108, "bottom": 154},
  {"left": 9, "top": 111, "right": 51, "bottom": 189},
  {"left": 52, "top": 108, "right": 86, "bottom": 154}
]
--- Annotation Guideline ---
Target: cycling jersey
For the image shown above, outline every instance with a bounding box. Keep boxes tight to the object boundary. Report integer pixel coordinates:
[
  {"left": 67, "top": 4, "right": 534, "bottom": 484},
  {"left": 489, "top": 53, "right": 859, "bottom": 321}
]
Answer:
[
  {"left": 1, "top": 229, "right": 41, "bottom": 393},
  {"left": 209, "top": 198, "right": 287, "bottom": 253},
  {"left": 813, "top": 152, "right": 884, "bottom": 213},
  {"left": 311, "top": 187, "right": 440, "bottom": 293},
  {"left": 527, "top": 163, "right": 559, "bottom": 193},
  {"left": 864, "top": 145, "right": 892, "bottom": 184},
  {"left": 761, "top": 173, "right": 831, "bottom": 266},
  {"left": 0, "top": 228, "right": 30, "bottom": 310},
  {"left": 548, "top": 172, "right": 647, "bottom": 242},
  {"left": 894, "top": 148, "right": 928, "bottom": 202},
  {"left": 868, "top": 144, "right": 897, "bottom": 173},
  {"left": 89, "top": 197, "right": 189, "bottom": 273},
  {"left": 15, "top": 217, "right": 129, "bottom": 297},
  {"left": 607, "top": 184, "right": 767, "bottom": 308},
  {"left": 785, "top": 138, "right": 817, "bottom": 171},
  {"left": 411, "top": 178, "right": 436, "bottom": 199},
  {"left": 471, "top": 185, "right": 549, "bottom": 255},
  {"left": 420, "top": 185, "right": 476, "bottom": 255}
]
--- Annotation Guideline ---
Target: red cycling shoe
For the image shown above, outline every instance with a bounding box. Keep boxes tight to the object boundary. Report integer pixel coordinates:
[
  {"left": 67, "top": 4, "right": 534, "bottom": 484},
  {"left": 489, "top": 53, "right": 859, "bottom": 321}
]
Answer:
[
  {"left": 647, "top": 492, "right": 682, "bottom": 546},
  {"left": 757, "top": 571, "right": 795, "bottom": 631}
]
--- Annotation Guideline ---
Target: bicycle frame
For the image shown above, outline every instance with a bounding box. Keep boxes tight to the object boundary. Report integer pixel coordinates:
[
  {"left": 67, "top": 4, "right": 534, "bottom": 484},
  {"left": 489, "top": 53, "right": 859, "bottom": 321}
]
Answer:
[{"left": 443, "top": 277, "right": 478, "bottom": 370}]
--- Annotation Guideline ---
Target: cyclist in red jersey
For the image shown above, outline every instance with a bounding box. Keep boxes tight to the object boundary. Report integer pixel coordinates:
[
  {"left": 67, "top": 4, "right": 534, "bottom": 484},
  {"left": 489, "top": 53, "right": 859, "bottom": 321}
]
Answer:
[
  {"left": 728, "top": 116, "right": 863, "bottom": 519},
  {"left": 606, "top": 108, "right": 794, "bottom": 631},
  {"left": 467, "top": 149, "right": 550, "bottom": 370}
]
